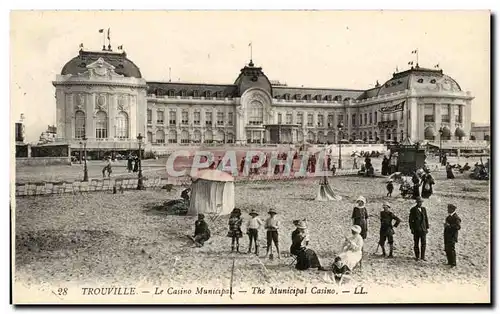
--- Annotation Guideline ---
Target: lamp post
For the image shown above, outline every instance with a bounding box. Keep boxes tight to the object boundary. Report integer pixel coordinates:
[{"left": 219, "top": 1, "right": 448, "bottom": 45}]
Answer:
[
  {"left": 439, "top": 126, "right": 444, "bottom": 163},
  {"left": 136, "top": 133, "right": 144, "bottom": 190},
  {"left": 337, "top": 122, "right": 344, "bottom": 169},
  {"left": 82, "top": 136, "right": 88, "bottom": 182},
  {"left": 79, "top": 141, "right": 83, "bottom": 164}
]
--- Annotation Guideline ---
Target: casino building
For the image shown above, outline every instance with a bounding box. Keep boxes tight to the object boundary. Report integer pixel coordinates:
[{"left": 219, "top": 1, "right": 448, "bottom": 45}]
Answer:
[{"left": 53, "top": 45, "right": 474, "bottom": 154}]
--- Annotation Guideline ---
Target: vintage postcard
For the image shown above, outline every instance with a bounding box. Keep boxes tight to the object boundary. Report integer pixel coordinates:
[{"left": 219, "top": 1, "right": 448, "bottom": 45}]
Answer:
[{"left": 10, "top": 10, "right": 491, "bottom": 304}]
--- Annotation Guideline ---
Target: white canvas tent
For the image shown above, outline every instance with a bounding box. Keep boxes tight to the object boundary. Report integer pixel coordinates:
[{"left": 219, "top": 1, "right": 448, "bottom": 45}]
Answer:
[{"left": 188, "top": 169, "right": 235, "bottom": 217}]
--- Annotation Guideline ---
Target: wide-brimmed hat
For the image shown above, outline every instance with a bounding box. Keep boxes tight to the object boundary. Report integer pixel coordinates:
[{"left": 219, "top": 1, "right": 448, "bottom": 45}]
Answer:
[
  {"left": 388, "top": 179, "right": 393, "bottom": 182},
  {"left": 356, "top": 196, "right": 366, "bottom": 204},
  {"left": 382, "top": 202, "right": 391, "bottom": 208},
  {"left": 296, "top": 221, "right": 307, "bottom": 229},
  {"left": 232, "top": 208, "right": 241, "bottom": 214},
  {"left": 249, "top": 210, "right": 259, "bottom": 216},
  {"left": 198, "top": 213, "right": 205, "bottom": 219},
  {"left": 351, "top": 225, "right": 362, "bottom": 234},
  {"left": 268, "top": 208, "right": 277, "bottom": 215}
]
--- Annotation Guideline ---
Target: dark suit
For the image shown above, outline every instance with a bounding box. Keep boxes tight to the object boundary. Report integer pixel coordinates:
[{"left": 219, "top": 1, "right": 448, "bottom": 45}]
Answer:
[
  {"left": 444, "top": 212, "right": 461, "bottom": 266},
  {"left": 409, "top": 205, "right": 429, "bottom": 259}
]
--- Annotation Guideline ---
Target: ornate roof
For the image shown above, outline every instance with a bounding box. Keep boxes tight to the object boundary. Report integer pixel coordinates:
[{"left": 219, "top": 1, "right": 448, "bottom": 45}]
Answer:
[
  {"left": 376, "top": 66, "right": 461, "bottom": 97},
  {"left": 273, "top": 85, "right": 364, "bottom": 101},
  {"left": 61, "top": 49, "right": 142, "bottom": 78}
]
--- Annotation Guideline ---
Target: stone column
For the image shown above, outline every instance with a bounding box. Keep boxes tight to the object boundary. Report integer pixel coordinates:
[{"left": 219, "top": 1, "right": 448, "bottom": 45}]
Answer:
[
  {"left": 86, "top": 93, "right": 95, "bottom": 139},
  {"left": 435, "top": 103, "right": 442, "bottom": 141},
  {"left": 450, "top": 104, "right": 456, "bottom": 139}
]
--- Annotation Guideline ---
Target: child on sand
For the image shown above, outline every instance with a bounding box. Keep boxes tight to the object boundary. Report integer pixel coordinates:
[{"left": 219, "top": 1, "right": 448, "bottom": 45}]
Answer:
[
  {"left": 227, "top": 208, "right": 243, "bottom": 253},
  {"left": 265, "top": 209, "right": 281, "bottom": 259},
  {"left": 246, "top": 209, "right": 263, "bottom": 255},
  {"left": 386, "top": 179, "right": 394, "bottom": 197},
  {"left": 331, "top": 256, "right": 350, "bottom": 283}
]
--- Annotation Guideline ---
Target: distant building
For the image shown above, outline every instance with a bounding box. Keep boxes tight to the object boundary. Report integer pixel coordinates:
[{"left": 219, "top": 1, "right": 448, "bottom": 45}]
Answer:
[
  {"left": 470, "top": 122, "right": 490, "bottom": 141},
  {"left": 52, "top": 44, "right": 475, "bottom": 155}
]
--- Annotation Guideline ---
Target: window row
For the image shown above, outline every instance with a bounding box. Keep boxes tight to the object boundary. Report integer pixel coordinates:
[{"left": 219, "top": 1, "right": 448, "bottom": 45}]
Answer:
[
  {"left": 153, "top": 89, "right": 228, "bottom": 99},
  {"left": 147, "top": 109, "right": 234, "bottom": 126},
  {"left": 423, "top": 104, "right": 463, "bottom": 123},
  {"left": 351, "top": 112, "right": 379, "bottom": 126},
  {"left": 275, "top": 94, "right": 351, "bottom": 102},
  {"left": 74, "top": 110, "right": 129, "bottom": 139},
  {"left": 277, "top": 113, "right": 344, "bottom": 127},
  {"left": 149, "top": 130, "right": 235, "bottom": 144}
]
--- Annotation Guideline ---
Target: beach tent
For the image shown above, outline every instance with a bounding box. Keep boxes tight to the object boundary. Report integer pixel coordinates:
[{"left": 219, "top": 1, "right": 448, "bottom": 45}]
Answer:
[
  {"left": 188, "top": 169, "right": 235, "bottom": 217},
  {"left": 316, "top": 176, "right": 342, "bottom": 201}
]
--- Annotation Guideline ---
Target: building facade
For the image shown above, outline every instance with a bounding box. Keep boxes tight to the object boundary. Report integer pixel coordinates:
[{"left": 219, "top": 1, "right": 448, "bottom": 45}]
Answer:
[
  {"left": 53, "top": 48, "right": 475, "bottom": 153},
  {"left": 470, "top": 122, "right": 490, "bottom": 141}
]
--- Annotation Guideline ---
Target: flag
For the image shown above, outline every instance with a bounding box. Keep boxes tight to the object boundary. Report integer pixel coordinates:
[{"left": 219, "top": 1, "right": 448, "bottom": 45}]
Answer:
[
  {"left": 79, "top": 43, "right": 84, "bottom": 48},
  {"left": 411, "top": 49, "right": 418, "bottom": 54},
  {"left": 434, "top": 63, "right": 440, "bottom": 68},
  {"left": 408, "top": 61, "right": 414, "bottom": 65},
  {"left": 107, "top": 28, "right": 110, "bottom": 40},
  {"left": 248, "top": 42, "right": 252, "bottom": 47},
  {"left": 396, "top": 66, "right": 399, "bottom": 72},
  {"left": 118, "top": 45, "right": 123, "bottom": 50},
  {"left": 98, "top": 29, "right": 104, "bottom": 33}
]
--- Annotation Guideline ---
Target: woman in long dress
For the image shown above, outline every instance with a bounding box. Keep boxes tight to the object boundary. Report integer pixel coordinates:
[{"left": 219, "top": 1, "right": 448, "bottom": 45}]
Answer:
[
  {"left": 290, "top": 221, "right": 328, "bottom": 271},
  {"left": 337, "top": 225, "right": 364, "bottom": 271},
  {"left": 351, "top": 196, "right": 368, "bottom": 239},
  {"left": 421, "top": 169, "right": 435, "bottom": 198}
]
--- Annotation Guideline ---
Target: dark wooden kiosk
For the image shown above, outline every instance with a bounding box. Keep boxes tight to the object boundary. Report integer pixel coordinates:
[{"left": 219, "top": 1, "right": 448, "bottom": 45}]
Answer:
[{"left": 388, "top": 137, "right": 426, "bottom": 175}]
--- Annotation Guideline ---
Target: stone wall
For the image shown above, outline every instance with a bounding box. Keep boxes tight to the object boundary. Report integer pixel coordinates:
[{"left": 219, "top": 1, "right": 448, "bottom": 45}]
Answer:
[{"left": 16, "top": 157, "right": 72, "bottom": 167}]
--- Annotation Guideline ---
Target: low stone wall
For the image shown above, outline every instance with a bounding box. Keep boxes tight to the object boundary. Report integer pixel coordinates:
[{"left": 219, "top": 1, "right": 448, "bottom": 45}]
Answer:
[{"left": 16, "top": 157, "right": 72, "bottom": 167}]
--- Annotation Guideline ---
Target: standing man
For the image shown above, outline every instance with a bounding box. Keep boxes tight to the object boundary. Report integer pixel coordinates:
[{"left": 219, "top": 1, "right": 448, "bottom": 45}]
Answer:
[
  {"left": 444, "top": 204, "right": 461, "bottom": 267},
  {"left": 409, "top": 197, "right": 429, "bottom": 261}
]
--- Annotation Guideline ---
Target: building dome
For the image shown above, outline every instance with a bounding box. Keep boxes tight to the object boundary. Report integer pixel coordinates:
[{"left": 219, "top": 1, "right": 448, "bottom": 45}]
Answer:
[
  {"left": 377, "top": 66, "right": 461, "bottom": 97},
  {"left": 61, "top": 49, "right": 142, "bottom": 78}
]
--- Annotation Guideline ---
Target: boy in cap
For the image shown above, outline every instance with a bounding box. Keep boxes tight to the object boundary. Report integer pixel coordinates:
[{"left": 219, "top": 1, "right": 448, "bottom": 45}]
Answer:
[
  {"left": 444, "top": 204, "right": 461, "bottom": 267},
  {"left": 246, "top": 209, "right": 263, "bottom": 255},
  {"left": 191, "top": 214, "right": 211, "bottom": 247},
  {"left": 386, "top": 179, "right": 394, "bottom": 197},
  {"left": 409, "top": 197, "right": 429, "bottom": 261},
  {"left": 379, "top": 202, "right": 401, "bottom": 257},
  {"left": 265, "top": 209, "right": 281, "bottom": 259}
]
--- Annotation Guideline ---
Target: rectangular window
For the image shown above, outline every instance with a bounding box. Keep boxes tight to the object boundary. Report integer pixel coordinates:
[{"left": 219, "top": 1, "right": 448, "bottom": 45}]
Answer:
[
  {"left": 374, "top": 112, "right": 377, "bottom": 124},
  {"left": 248, "top": 106, "right": 263, "bottom": 125},
  {"left": 286, "top": 113, "right": 293, "bottom": 125},
  {"left": 455, "top": 106, "right": 463, "bottom": 123},
  {"left": 278, "top": 113, "right": 283, "bottom": 124},
  {"left": 217, "top": 111, "right": 224, "bottom": 125},
  {"left": 369, "top": 113, "right": 373, "bottom": 124},
  {"left": 364, "top": 113, "right": 368, "bottom": 125},
  {"left": 296, "top": 113, "right": 303, "bottom": 125},
  {"left": 216, "top": 91, "right": 223, "bottom": 99},
  {"left": 352, "top": 114, "right": 356, "bottom": 126},
  {"left": 327, "top": 114, "right": 334, "bottom": 127},
  {"left": 181, "top": 110, "right": 189, "bottom": 125},
  {"left": 424, "top": 104, "right": 435, "bottom": 122},
  {"left": 205, "top": 111, "right": 213, "bottom": 126},
  {"left": 307, "top": 114, "right": 313, "bottom": 127},
  {"left": 168, "top": 110, "right": 176, "bottom": 125},
  {"left": 147, "top": 109, "right": 152, "bottom": 124},
  {"left": 193, "top": 111, "right": 201, "bottom": 125},
  {"left": 317, "top": 114, "right": 324, "bottom": 127},
  {"left": 157, "top": 111, "right": 164, "bottom": 124},
  {"left": 338, "top": 114, "right": 344, "bottom": 124},
  {"left": 359, "top": 114, "right": 362, "bottom": 125},
  {"left": 441, "top": 104, "right": 450, "bottom": 123},
  {"left": 227, "top": 112, "right": 233, "bottom": 126}
]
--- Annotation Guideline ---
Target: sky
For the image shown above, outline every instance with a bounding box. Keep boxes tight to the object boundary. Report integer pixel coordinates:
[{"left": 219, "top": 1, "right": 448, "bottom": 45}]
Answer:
[{"left": 10, "top": 10, "right": 490, "bottom": 143}]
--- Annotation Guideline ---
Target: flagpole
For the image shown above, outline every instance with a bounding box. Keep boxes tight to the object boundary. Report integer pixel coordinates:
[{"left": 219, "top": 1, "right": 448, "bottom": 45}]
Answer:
[{"left": 250, "top": 42, "right": 253, "bottom": 62}]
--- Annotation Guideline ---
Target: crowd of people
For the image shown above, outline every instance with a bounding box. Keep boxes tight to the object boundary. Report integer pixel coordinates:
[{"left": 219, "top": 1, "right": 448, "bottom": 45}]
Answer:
[{"left": 186, "top": 193, "right": 461, "bottom": 284}]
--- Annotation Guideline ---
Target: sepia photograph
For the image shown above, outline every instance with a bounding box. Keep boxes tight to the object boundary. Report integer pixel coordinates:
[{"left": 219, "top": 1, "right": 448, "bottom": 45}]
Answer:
[{"left": 10, "top": 10, "right": 491, "bottom": 304}]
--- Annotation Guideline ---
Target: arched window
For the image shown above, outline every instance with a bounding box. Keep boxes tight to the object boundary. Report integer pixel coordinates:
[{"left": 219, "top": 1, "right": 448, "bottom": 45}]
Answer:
[
  {"left": 307, "top": 131, "right": 315, "bottom": 143},
  {"left": 95, "top": 111, "right": 108, "bottom": 139},
  {"left": 248, "top": 101, "right": 264, "bottom": 125},
  {"left": 168, "top": 130, "right": 177, "bottom": 144},
  {"left": 205, "top": 130, "right": 213, "bottom": 143},
  {"left": 115, "top": 111, "right": 129, "bottom": 139},
  {"left": 155, "top": 130, "right": 165, "bottom": 144},
  {"left": 226, "top": 133, "right": 234, "bottom": 144},
  {"left": 75, "top": 110, "right": 86, "bottom": 139},
  {"left": 180, "top": 130, "right": 189, "bottom": 144},
  {"left": 193, "top": 130, "right": 202, "bottom": 143}
]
